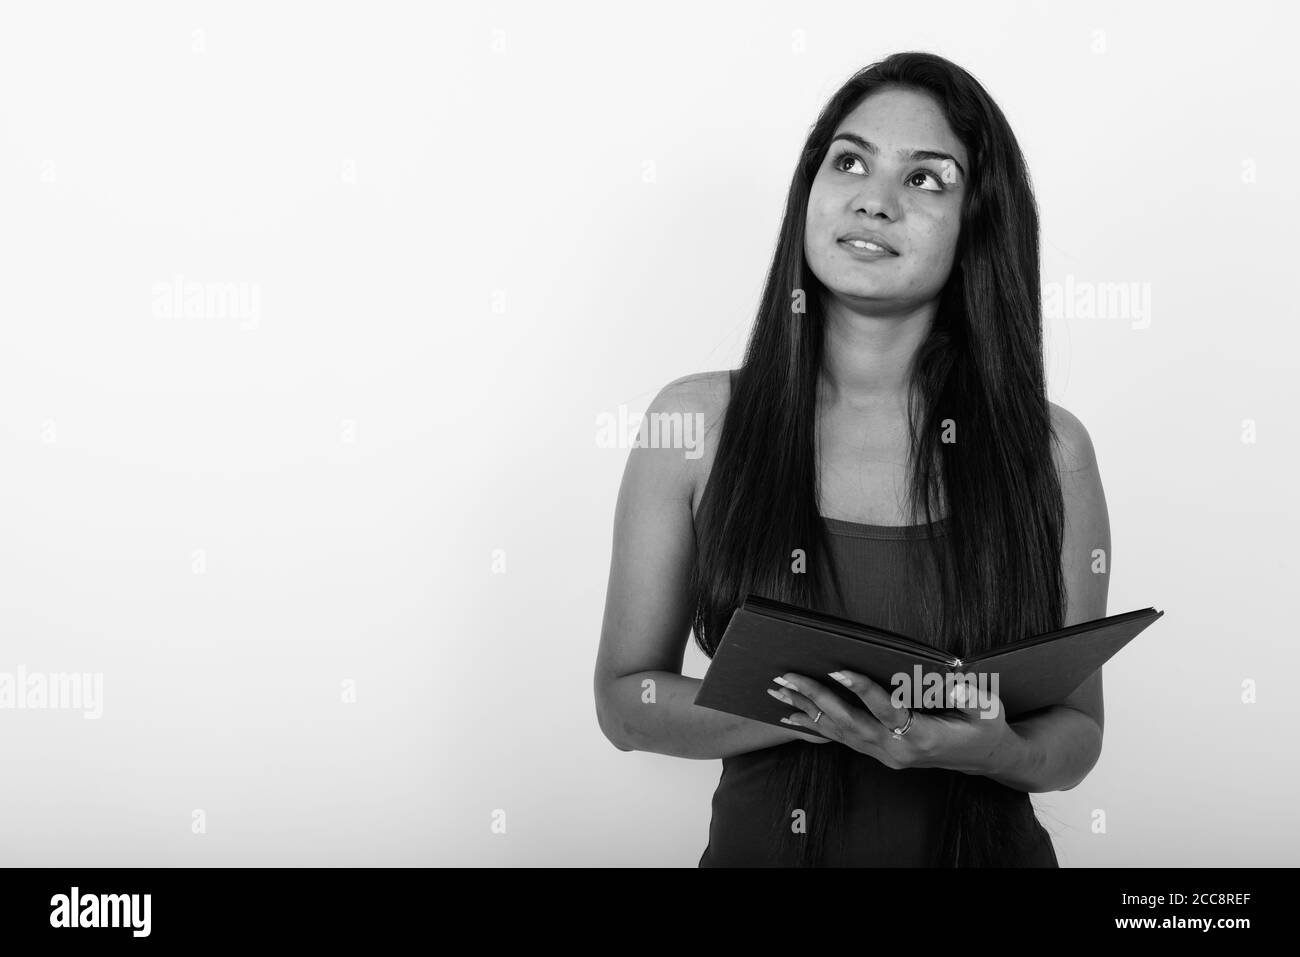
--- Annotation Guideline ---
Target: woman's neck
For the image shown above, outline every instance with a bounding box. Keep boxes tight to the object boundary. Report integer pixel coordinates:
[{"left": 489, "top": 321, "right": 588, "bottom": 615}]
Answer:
[{"left": 817, "top": 298, "right": 936, "bottom": 412}]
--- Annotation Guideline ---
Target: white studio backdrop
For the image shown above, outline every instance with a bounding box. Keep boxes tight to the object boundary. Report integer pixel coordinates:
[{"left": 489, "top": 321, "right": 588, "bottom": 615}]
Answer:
[{"left": 0, "top": 0, "right": 1296, "bottom": 866}]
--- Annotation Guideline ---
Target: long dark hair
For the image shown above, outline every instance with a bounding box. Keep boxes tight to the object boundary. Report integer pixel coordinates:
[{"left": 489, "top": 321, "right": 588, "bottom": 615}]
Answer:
[{"left": 688, "top": 51, "right": 1066, "bottom": 867}]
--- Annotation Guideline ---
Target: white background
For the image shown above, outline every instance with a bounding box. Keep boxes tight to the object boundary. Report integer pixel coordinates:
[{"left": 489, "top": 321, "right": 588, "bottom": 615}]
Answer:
[{"left": 0, "top": 0, "right": 1296, "bottom": 866}]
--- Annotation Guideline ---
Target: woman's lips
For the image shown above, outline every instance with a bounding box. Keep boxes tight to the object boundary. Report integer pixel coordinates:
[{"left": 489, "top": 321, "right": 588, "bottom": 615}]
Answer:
[{"left": 837, "top": 238, "right": 898, "bottom": 260}]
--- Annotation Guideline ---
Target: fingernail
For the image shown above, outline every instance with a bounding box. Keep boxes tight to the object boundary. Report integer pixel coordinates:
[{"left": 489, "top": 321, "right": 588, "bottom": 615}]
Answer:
[
  {"left": 828, "top": 671, "right": 850, "bottom": 686},
  {"left": 779, "top": 717, "right": 794, "bottom": 724},
  {"left": 767, "top": 688, "right": 792, "bottom": 705},
  {"left": 773, "top": 676, "right": 796, "bottom": 689}
]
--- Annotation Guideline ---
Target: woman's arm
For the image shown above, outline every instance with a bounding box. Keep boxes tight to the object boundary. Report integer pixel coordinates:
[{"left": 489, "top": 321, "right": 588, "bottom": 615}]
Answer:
[
  {"left": 593, "top": 374, "right": 824, "bottom": 759},
  {"left": 980, "top": 403, "right": 1111, "bottom": 792}
]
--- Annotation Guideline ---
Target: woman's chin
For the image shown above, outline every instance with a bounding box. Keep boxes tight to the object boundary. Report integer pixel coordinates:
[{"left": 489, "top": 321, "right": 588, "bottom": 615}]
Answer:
[{"left": 827, "top": 282, "right": 903, "bottom": 304}]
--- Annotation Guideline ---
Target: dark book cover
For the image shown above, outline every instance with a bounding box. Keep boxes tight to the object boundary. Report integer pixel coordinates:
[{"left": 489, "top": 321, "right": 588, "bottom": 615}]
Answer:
[{"left": 694, "top": 595, "right": 1164, "bottom": 737}]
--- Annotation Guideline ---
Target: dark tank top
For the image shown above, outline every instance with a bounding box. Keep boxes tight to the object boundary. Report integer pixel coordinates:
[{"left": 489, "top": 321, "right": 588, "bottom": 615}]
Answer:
[{"left": 696, "top": 515, "right": 1060, "bottom": 867}]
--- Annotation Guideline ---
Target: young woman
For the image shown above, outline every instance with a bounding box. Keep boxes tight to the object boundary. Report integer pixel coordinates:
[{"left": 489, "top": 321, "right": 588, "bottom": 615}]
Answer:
[{"left": 593, "top": 51, "right": 1111, "bottom": 867}]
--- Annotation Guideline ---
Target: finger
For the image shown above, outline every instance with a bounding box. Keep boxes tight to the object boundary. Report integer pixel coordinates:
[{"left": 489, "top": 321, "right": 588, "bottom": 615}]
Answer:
[
  {"left": 825, "top": 669, "right": 928, "bottom": 754},
  {"left": 773, "top": 673, "right": 856, "bottom": 728},
  {"left": 946, "top": 672, "right": 1003, "bottom": 719},
  {"left": 947, "top": 672, "right": 976, "bottom": 710},
  {"left": 826, "top": 669, "right": 910, "bottom": 729},
  {"left": 769, "top": 689, "right": 832, "bottom": 742},
  {"left": 777, "top": 702, "right": 841, "bottom": 742},
  {"left": 768, "top": 683, "right": 834, "bottom": 735},
  {"left": 963, "top": 679, "right": 1006, "bottom": 722},
  {"left": 767, "top": 685, "right": 818, "bottom": 716}
]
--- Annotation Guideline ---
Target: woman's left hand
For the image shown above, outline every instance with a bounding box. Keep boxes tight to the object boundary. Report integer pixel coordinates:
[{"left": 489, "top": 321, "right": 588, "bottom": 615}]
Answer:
[{"left": 768, "top": 670, "right": 1022, "bottom": 775}]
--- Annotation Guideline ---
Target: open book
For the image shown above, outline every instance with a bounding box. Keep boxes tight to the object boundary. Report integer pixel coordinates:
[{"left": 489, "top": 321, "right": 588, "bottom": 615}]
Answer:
[{"left": 694, "top": 594, "right": 1164, "bottom": 735}]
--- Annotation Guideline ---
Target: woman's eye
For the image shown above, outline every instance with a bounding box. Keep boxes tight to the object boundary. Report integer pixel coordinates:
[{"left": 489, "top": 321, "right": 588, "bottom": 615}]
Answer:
[
  {"left": 833, "top": 152, "right": 945, "bottom": 192},
  {"left": 908, "top": 170, "right": 943, "bottom": 191},
  {"left": 832, "top": 151, "right": 866, "bottom": 174}
]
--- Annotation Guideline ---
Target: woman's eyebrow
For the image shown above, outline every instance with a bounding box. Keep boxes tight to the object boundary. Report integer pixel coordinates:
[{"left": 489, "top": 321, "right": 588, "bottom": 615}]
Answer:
[{"left": 830, "top": 132, "right": 966, "bottom": 178}]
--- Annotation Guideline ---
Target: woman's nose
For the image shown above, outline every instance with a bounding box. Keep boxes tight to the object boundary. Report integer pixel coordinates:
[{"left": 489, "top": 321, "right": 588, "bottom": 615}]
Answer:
[{"left": 853, "top": 181, "right": 899, "bottom": 221}]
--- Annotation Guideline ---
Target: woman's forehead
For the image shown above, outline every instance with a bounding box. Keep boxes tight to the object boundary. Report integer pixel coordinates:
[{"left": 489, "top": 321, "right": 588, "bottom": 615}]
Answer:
[{"left": 835, "top": 89, "right": 968, "bottom": 168}]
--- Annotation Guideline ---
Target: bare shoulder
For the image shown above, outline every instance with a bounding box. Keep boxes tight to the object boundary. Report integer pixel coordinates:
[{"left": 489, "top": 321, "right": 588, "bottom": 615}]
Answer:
[
  {"left": 1049, "top": 401, "right": 1110, "bottom": 554},
  {"left": 646, "top": 369, "right": 732, "bottom": 442},
  {"left": 1048, "top": 407, "right": 1110, "bottom": 636},
  {"left": 1049, "top": 402, "right": 1099, "bottom": 475},
  {"left": 645, "top": 370, "right": 733, "bottom": 512},
  {"left": 650, "top": 369, "right": 732, "bottom": 414}
]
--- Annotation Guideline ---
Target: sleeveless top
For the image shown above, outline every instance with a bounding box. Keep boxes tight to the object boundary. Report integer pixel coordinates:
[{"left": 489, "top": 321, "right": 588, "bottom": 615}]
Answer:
[{"left": 695, "top": 514, "right": 1060, "bottom": 867}]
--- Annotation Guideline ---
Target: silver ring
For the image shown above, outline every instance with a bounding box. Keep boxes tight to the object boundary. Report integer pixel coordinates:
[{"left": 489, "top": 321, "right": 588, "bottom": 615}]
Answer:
[
  {"left": 813, "top": 710, "right": 823, "bottom": 724},
  {"left": 890, "top": 708, "right": 914, "bottom": 737}
]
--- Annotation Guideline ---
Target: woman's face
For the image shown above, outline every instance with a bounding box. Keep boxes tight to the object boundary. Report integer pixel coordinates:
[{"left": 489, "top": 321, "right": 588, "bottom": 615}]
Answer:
[{"left": 804, "top": 87, "right": 968, "bottom": 313}]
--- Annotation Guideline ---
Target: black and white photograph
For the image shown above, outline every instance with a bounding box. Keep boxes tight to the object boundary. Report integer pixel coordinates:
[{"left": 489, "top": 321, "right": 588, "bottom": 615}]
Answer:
[{"left": 0, "top": 0, "right": 1294, "bottom": 940}]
